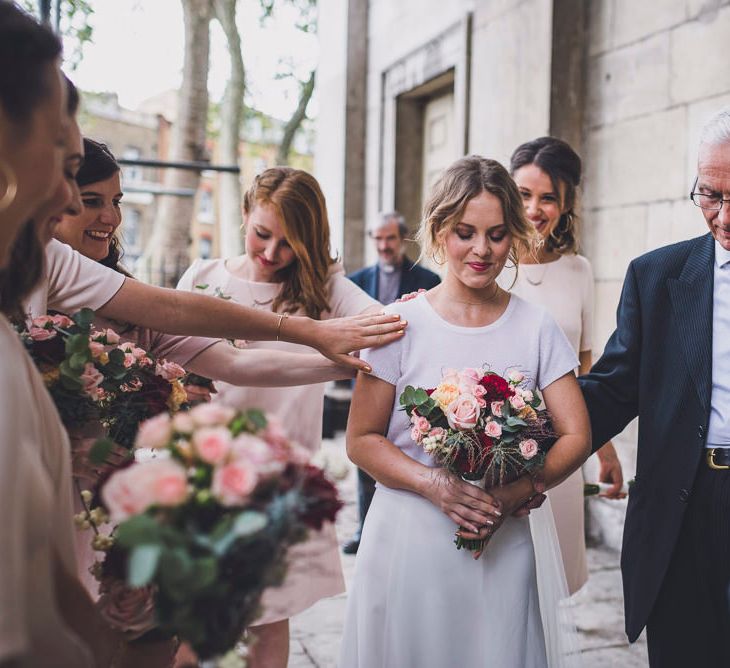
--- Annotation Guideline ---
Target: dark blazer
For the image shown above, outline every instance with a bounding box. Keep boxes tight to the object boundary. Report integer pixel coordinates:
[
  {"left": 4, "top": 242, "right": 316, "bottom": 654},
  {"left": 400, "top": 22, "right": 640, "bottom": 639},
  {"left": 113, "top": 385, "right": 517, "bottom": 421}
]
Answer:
[
  {"left": 579, "top": 232, "right": 715, "bottom": 642},
  {"left": 347, "top": 257, "right": 441, "bottom": 301}
]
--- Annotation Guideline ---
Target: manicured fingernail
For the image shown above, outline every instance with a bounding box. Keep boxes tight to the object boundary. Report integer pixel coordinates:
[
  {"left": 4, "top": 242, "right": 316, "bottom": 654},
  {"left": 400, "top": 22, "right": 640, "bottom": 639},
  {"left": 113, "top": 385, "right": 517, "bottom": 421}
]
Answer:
[
  {"left": 400, "top": 320, "right": 408, "bottom": 326},
  {"left": 486, "top": 520, "right": 494, "bottom": 526},
  {"left": 469, "top": 525, "right": 478, "bottom": 533},
  {"left": 494, "top": 510, "right": 502, "bottom": 517},
  {"left": 363, "top": 365, "right": 372, "bottom": 373}
]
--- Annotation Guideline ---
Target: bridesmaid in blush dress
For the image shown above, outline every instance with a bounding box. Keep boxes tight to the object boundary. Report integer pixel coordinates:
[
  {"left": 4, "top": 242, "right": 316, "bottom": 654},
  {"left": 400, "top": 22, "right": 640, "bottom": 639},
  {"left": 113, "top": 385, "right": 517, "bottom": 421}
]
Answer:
[
  {"left": 177, "top": 167, "right": 382, "bottom": 668},
  {"left": 0, "top": 8, "right": 119, "bottom": 664}
]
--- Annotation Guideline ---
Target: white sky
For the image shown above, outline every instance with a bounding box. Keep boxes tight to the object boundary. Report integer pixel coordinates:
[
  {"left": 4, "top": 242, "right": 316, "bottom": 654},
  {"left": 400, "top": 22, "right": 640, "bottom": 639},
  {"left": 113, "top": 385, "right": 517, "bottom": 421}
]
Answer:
[{"left": 63, "top": 0, "right": 319, "bottom": 120}]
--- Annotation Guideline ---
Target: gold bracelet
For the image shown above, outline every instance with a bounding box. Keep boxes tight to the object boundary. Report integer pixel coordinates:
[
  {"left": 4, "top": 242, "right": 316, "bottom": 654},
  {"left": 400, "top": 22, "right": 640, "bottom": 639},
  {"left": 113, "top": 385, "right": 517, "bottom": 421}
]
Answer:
[{"left": 276, "top": 312, "right": 289, "bottom": 341}]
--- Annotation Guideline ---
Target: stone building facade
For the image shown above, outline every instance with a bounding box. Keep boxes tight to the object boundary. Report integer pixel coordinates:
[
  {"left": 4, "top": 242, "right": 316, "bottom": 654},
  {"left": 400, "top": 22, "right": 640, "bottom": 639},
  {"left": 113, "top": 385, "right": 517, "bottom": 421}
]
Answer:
[{"left": 315, "top": 0, "right": 730, "bottom": 548}]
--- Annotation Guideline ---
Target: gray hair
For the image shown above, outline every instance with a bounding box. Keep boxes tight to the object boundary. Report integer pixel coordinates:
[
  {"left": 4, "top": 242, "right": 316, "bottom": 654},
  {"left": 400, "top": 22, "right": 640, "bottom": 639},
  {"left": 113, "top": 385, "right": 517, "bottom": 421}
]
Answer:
[
  {"left": 699, "top": 108, "right": 730, "bottom": 147},
  {"left": 372, "top": 210, "right": 408, "bottom": 238}
]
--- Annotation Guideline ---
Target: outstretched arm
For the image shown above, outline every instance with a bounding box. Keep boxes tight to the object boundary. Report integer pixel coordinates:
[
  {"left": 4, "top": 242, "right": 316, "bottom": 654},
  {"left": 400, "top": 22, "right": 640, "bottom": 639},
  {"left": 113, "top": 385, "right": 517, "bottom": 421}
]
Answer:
[
  {"left": 186, "top": 340, "right": 354, "bottom": 387},
  {"left": 97, "top": 278, "right": 406, "bottom": 372}
]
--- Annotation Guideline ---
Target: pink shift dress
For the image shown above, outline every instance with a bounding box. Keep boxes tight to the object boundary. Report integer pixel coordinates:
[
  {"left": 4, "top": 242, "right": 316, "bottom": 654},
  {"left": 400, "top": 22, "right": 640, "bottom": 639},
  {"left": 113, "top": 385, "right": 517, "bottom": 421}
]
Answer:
[
  {"left": 178, "top": 258, "right": 377, "bottom": 624},
  {"left": 0, "top": 315, "right": 93, "bottom": 666}
]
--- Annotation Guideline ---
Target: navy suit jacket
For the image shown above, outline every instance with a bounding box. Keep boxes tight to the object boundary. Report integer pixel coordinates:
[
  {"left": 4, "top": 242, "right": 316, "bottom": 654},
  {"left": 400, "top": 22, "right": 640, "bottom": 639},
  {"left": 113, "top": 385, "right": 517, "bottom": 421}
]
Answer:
[
  {"left": 347, "top": 257, "right": 440, "bottom": 302},
  {"left": 579, "top": 232, "right": 715, "bottom": 642}
]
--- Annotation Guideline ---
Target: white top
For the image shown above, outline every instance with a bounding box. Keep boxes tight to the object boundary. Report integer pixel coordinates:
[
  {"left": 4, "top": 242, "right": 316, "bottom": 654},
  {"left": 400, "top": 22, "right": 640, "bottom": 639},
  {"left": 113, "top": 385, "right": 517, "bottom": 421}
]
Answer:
[
  {"left": 25, "top": 239, "right": 126, "bottom": 322},
  {"left": 499, "top": 254, "right": 594, "bottom": 357},
  {"left": 707, "top": 240, "right": 730, "bottom": 447},
  {"left": 361, "top": 293, "right": 578, "bottom": 467},
  {"left": 0, "top": 316, "right": 92, "bottom": 665}
]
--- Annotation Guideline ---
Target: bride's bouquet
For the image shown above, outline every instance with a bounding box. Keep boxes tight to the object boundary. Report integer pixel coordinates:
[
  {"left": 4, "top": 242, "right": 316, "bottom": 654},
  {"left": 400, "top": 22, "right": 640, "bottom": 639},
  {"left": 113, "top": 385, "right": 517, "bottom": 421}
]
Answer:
[
  {"left": 400, "top": 367, "right": 556, "bottom": 552},
  {"left": 92, "top": 405, "right": 342, "bottom": 663}
]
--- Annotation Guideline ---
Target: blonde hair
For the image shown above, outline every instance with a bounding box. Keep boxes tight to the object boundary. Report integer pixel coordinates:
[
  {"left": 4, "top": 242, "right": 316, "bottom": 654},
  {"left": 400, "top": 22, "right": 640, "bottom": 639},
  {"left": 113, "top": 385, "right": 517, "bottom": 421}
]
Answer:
[
  {"left": 418, "top": 155, "right": 535, "bottom": 268},
  {"left": 242, "top": 167, "right": 335, "bottom": 319}
]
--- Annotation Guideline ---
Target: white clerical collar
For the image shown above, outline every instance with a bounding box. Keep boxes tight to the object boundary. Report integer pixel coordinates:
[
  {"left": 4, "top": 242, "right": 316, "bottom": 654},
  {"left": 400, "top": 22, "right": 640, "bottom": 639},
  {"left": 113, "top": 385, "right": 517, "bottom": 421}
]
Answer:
[{"left": 716, "top": 240, "right": 730, "bottom": 269}]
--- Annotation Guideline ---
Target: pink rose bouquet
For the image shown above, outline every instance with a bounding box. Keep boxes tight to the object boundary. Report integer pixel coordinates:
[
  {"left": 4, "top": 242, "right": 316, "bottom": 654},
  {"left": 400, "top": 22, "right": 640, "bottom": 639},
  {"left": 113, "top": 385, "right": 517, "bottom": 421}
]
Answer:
[
  {"left": 400, "top": 367, "right": 556, "bottom": 552},
  {"left": 96, "top": 407, "right": 342, "bottom": 661}
]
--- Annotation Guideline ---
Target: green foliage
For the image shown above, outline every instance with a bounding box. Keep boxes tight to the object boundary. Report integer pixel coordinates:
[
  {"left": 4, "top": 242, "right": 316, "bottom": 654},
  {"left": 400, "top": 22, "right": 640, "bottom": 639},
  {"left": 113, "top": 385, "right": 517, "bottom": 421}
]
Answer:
[{"left": 22, "top": 0, "right": 95, "bottom": 69}]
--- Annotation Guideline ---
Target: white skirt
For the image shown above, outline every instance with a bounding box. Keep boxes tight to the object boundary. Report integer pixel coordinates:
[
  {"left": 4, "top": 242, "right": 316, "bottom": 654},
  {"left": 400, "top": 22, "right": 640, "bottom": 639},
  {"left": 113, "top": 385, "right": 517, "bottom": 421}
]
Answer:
[{"left": 339, "top": 484, "right": 548, "bottom": 668}]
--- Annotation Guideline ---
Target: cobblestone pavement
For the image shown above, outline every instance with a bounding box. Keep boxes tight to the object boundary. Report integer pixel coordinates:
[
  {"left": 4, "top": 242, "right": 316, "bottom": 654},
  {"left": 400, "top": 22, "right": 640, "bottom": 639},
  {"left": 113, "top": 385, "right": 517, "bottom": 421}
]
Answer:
[{"left": 289, "top": 435, "right": 648, "bottom": 667}]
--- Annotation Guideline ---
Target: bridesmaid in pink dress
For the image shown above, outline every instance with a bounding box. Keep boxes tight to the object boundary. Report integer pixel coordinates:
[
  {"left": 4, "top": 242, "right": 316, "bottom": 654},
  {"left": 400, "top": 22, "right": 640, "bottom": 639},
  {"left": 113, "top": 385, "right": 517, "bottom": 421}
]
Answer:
[
  {"left": 52, "top": 139, "right": 367, "bottom": 605},
  {"left": 177, "top": 167, "right": 381, "bottom": 668},
  {"left": 0, "top": 12, "right": 120, "bottom": 664}
]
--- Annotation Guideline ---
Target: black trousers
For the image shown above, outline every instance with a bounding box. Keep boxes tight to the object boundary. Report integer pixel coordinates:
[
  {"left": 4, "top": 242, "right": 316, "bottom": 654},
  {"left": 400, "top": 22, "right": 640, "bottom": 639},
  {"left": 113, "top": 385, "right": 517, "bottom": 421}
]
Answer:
[
  {"left": 646, "top": 463, "right": 730, "bottom": 667},
  {"left": 353, "top": 467, "right": 376, "bottom": 540}
]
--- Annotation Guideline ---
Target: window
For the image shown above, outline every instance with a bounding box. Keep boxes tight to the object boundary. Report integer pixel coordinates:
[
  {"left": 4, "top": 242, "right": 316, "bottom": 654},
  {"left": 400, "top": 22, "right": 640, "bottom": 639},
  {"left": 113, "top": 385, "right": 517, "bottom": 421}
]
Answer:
[
  {"left": 122, "top": 146, "right": 142, "bottom": 184},
  {"left": 199, "top": 237, "right": 212, "bottom": 259},
  {"left": 123, "top": 208, "right": 141, "bottom": 253},
  {"left": 198, "top": 190, "right": 214, "bottom": 223}
]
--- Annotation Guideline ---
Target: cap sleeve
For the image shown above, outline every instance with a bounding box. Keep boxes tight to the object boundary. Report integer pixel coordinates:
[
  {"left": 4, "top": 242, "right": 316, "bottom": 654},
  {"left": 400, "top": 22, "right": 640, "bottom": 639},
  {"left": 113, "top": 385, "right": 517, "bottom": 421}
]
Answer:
[
  {"left": 44, "top": 240, "right": 125, "bottom": 315},
  {"left": 358, "top": 304, "right": 404, "bottom": 386}
]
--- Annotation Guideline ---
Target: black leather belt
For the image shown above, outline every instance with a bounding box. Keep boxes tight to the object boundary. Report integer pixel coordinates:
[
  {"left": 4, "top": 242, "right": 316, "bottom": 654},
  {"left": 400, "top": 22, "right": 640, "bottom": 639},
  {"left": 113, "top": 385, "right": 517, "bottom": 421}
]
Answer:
[{"left": 706, "top": 448, "right": 730, "bottom": 470}]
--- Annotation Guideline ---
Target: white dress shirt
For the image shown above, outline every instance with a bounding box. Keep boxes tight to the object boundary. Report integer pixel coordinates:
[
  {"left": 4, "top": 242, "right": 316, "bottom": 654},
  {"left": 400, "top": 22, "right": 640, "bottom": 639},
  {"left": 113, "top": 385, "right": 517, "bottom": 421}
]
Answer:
[{"left": 707, "top": 240, "right": 730, "bottom": 447}]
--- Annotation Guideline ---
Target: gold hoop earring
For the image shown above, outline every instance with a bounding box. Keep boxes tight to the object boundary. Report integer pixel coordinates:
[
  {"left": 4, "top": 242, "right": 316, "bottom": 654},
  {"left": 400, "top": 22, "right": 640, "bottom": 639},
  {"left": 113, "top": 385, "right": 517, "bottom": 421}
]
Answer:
[{"left": 0, "top": 160, "right": 18, "bottom": 213}]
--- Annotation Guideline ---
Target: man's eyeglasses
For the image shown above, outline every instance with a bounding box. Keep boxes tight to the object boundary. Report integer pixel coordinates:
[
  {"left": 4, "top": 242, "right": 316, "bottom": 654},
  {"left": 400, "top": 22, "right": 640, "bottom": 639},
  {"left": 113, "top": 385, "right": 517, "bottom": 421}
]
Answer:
[{"left": 690, "top": 177, "right": 730, "bottom": 210}]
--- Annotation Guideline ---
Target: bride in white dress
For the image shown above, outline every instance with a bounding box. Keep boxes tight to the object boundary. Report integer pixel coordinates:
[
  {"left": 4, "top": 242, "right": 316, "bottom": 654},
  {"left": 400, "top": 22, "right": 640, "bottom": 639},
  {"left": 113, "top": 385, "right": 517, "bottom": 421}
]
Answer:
[{"left": 339, "top": 156, "right": 590, "bottom": 668}]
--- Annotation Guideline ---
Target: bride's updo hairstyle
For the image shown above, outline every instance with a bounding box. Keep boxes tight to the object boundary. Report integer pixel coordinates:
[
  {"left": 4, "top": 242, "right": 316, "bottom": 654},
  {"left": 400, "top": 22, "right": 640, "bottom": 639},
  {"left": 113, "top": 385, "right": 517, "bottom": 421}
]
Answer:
[
  {"left": 418, "top": 155, "right": 534, "bottom": 269},
  {"left": 242, "top": 166, "right": 335, "bottom": 319}
]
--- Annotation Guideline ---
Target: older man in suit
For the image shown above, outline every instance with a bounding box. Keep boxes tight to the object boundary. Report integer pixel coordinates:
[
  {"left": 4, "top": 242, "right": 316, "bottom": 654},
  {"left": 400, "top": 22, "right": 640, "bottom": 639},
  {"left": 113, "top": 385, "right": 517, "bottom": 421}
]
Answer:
[
  {"left": 580, "top": 109, "right": 730, "bottom": 666},
  {"left": 342, "top": 211, "right": 440, "bottom": 554}
]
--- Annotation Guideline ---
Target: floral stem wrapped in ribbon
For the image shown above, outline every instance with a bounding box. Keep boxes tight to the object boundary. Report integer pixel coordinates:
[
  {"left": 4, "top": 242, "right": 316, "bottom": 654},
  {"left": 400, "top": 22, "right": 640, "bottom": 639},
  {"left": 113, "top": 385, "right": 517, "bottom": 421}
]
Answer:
[{"left": 400, "top": 367, "right": 556, "bottom": 553}]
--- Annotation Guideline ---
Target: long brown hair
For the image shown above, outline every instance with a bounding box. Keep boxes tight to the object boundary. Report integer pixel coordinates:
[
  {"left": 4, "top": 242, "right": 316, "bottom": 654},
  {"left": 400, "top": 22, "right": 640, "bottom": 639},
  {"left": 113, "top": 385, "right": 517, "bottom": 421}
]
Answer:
[{"left": 242, "top": 167, "right": 335, "bottom": 319}]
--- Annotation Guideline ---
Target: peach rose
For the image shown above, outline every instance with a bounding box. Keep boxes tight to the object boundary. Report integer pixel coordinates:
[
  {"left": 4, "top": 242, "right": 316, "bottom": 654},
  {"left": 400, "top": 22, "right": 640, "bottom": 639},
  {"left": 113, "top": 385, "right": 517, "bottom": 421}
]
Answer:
[
  {"left": 29, "top": 315, "right": 56, "bottom": 340},
  {"left": 432, "top": 381, "right": 461, "bottom": 412},
  {"left": 446, "top": 394, "right": 481, "bottom": 431},
  {"left": 509, "top": 394, "right": 526, "bottom": 411},
  {"left": 156, "top": 360, "right": 186, "bottom": 381},
  {"left": 519, "top": 439, "right": 539, "bottom": 460},
  {"left": 519, "top": 389, "right": 534, "bottom": 403},
  {"left": 508, "top": 370, "right": 525, "bottom": 384},
  {"left": 80, "top": 363, "right": 104, "bottom": 398},
  {"left": 135, "top": 413, "right": 173, "bottom": 449},
  {"left": 491, "top": 400, "right": 504, "bottom": 417},
  {"left": 88, "top": 341, "right": 106, "bottom": 359},
  {"left": 231, "top": 433, "right": 287, "bottom": 475},
  {"left": 102, "top": 328, "right": 121, "bottom": 344},
  {"left": 192, "top": 426, "right": 232, "bottom": 464},
  {"left": 484, "top": 419, "right": 503, "bottom": 438},
  {"left": 411, "top": 415, "right": 431, "bottom": 435},
  {"left": 51, "top": 314, "right": 73, "bottom": 328},
  {"left": 212, "top": 460, "right": 258, "bottom": 506},
  {"left": 189, "top": 402, "right": 235, "bottom": 427},
  {"left": 102, "top": 459, "right": 189, "bottom": 521},
  {"left": 172, "top": 411, "right": 196, "bottom": 434}
]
